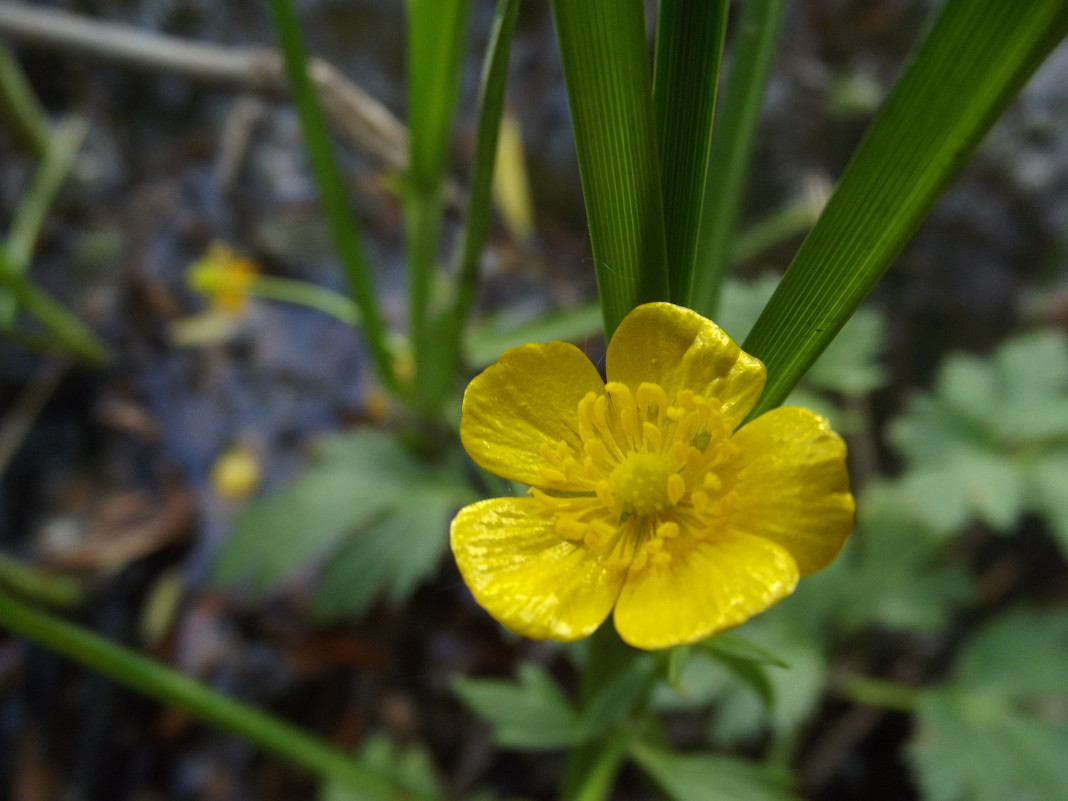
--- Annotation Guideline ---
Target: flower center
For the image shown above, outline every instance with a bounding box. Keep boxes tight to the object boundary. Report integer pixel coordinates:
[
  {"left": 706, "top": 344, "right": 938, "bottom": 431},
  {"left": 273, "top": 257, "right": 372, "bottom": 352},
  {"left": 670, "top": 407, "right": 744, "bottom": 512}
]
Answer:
[
  {"left": 608, "top": 453, "right": 681, "bottom": 517},
  {"left": 533, "top": 379, "right": 740, "bottom": 570}
]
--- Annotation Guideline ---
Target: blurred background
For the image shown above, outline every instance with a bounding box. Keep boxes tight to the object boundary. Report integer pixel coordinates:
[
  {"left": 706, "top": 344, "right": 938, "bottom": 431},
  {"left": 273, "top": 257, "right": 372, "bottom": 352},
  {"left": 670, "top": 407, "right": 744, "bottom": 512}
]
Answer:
[{"left": 1, "top": 1, "right": 1067, "bottom": 799}]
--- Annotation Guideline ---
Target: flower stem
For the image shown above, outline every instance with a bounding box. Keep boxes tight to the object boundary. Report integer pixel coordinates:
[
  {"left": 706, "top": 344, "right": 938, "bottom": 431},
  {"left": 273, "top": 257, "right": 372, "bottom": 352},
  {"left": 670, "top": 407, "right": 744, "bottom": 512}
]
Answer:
[{"left": 0, "top": 592, "right": 425, "bottom": 798}]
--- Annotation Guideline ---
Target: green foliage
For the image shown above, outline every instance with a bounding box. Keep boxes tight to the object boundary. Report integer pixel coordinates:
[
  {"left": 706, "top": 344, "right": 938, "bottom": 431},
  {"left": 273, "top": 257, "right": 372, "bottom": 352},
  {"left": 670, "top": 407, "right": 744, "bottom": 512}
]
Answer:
[
  {"left": 454, "top": 662, "right": 585, "bottom": 750},
  {"left": 908, "top": 609, "right": 1068, "bottom": 801},
  {"left": 891, "top": 330, "right": 1068, "bottom": 553},
  {"left": 743, "top": 0, "right": 1068, "bottom": 415},
  {"left": 321, "top": 734, "right": 443, "bottom": 801},
  {"left": 213, "top": 430, "right": 476, "bottom": 619},
  {"left": 629, "top": 741, "right": 798, "bottom": 801},
  {"left": 815, "top": 484, "right": 974, "bottom": 634}
]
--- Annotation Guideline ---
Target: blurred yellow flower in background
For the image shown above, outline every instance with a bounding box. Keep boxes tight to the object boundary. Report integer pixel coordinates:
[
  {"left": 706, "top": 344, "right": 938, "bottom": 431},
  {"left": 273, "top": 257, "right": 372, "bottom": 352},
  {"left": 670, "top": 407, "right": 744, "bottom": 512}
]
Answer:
[
  {"left": 450, "top": 302, "right": 854, "bottom": 649},
  {"left": 187, "top": 242, "right": 259, "bottom": 314}
]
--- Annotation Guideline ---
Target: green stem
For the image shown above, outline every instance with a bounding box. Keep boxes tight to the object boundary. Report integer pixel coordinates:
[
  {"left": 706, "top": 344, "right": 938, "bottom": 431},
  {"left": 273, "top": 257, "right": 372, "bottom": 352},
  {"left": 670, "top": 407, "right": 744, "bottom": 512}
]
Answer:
[
  {"left": 551, "top": 0, "right": 670, "bottom": 337},
  {"left": 570, "top": 727, "right": 630, "bottom": 801},
  {"left": 266, "top": 0, "right": 398, "bottom": 395},
  {"left": 1, "top": 115, "right": 88, "bottom": 327},
  {"left": 653, "top": 0, "right": 730, "bottom": 304},
  {"left": 836, "top": 673, "right": 921, "bottom": 712},
  {"left": 0, "top": 247, "right": 109, "bottom": 365},
  {"left": 692, "top": 0, "right": 788, "bottom": 318},
  {"left": 0, "top": 591, "right": 428, "bottom": 798},
  {"left": 0, "top": 43, "right": 49, "bottom": 158},
  {"left": 247, "top": 275, "right": 359, "bottom": 326}
]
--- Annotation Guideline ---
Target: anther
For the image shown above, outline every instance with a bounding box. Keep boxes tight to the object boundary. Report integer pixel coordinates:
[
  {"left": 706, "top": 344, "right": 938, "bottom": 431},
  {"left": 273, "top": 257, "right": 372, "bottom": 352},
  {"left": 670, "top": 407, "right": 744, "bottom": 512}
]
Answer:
[{"left": 667, "top": 474, "right": 686, "bottom": 505}]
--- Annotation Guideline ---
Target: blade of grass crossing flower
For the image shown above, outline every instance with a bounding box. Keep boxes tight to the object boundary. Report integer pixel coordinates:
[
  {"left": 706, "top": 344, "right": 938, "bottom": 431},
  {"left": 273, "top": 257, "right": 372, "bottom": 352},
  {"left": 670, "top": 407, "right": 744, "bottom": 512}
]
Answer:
[
  {"left": 551, "top": 0, "right": 670, "bottom": 337},
  {"left": 406, "top": 0, "right": 469, "bottom": 411},
  {"left": 0, "top": 592, "right": 432, "bottom": 799},
  {"left": 423, "top": 0, "right": 520, "bottom": 409},
  {"left": 0, "top": 116, "right": 88, "bottom": 327},
  {"left": 744, "top": 0, "right": 1068, "bottom": 417},
  {"left": 692, "top": 0, "right": 788, "bottom": 318},
  {"left": 265, "top": 0, "right": 398, "bottom": 394},
  {"left": 652, "top": 0, "right": 729, "bottom": 304}
]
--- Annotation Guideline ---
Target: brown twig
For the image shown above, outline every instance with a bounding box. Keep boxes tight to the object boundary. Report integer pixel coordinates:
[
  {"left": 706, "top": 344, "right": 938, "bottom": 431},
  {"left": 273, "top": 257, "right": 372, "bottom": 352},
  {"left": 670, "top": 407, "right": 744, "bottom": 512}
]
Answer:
[{"left": 0, "top": 2, "right": 408, "bottom": 172}]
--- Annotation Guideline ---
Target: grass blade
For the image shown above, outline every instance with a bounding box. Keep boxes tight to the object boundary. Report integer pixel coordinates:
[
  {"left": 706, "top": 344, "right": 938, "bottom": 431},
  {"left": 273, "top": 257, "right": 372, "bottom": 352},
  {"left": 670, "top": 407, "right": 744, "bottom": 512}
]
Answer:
[
  {"left": 424, "top": 0, "right": 521, "bottom": 402},
  {"left": 653, "top": 0, "right": 729, "bottom": 304},
  {"left": 692, "top": 0, "right": 788, "bottom": 317},
  {"left": 266, "top": 0, "right": 398, "bottom": 393},
  {"left": 743, "top": 0, "right": 1068, "bottom": 416},
  {"left": 406, "top": 0, "right": 470, "bottom": 410},
  {"left": 551, "top": 0, "right": 669, "bottom": 336}
]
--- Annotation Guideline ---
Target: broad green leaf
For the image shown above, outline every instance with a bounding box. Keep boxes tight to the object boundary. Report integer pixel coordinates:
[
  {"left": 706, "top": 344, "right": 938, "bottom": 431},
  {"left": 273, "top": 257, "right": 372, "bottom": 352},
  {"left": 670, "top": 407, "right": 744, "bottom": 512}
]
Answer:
[
  {"left": 890, "top": 330, "right": 1068, "bottom": 549},
  {"left": 214, "top": 430, "right": 474, "bottom": 608},
  {"left": 909, "top": 609, "right": 1068, "bottom": 801},
  {"left": 653, "top": 0, "right": 729, "bottom": 301},
  {"left": 630, "top": 741, "right": 797, "bottom": 801},
  {"left": 743, "top": 0, "right": 1068, "bottom": 415},
  {"left": 551, "top": 0, "right": 670, "bottom": 335},
  {"left": 819, "top": 484, "right": 973, "bottom": 633},
  {"left": 311, "top": 491, "right": 454, "bottom": 621},
  {"left": 910, "top": 688, "right": 1068, "bottom": 801},
  {"left": 454, "top": 662, "right": 584, "bottom": 750}
]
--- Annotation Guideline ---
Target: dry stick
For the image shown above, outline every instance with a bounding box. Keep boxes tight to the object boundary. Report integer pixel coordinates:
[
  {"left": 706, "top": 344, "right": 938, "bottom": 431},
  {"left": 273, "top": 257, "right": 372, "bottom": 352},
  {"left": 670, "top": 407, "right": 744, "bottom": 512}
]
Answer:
[{"left": 0, "top": 2, "right": 408, "bottom": 173}]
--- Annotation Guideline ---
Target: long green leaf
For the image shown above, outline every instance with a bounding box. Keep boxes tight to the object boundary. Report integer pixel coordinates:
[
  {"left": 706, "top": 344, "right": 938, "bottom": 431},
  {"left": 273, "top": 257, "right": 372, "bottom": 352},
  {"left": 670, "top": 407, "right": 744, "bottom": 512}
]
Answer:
[
  {"left": 406, "top": 0, "right": 469, "bottom": 411},
  {"left": 744, "top": 0, "right": 1068, "bottom": 416},
  {"left": 653, "top": 0, "right": 729, "bottom": 303},
  {"left": 266, "top": 0, "right": 398, "bottom": 393},
  {"left": 0, "top": 592, "right": 430, "bottom": 799},
  {"left": 426, "top": 0, "right": 520, "bottom": 406},
  {"left": 0, "top": 247, "right": 109, "bottom": 365},
  {"left": 692, "top": 0, "right": 788, "bottom": 316},
  {"left": 551, "top": 0, "right": 669, "bottom": 336}
]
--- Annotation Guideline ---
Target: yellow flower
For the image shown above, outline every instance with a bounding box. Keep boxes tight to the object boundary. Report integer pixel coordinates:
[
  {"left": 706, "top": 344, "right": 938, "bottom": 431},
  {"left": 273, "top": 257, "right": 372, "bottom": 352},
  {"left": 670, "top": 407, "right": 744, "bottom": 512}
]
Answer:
[
  {"left": 187, "top": 242, "right": 258, "bottom": 314},
  {"left": 450, "top": 302, "right": 854, "bottom": 650}
]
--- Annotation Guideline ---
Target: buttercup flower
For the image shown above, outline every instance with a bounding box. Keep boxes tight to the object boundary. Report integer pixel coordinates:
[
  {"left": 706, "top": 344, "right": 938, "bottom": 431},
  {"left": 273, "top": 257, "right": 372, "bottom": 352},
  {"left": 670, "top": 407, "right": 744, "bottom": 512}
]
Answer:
[
  {"left": 187, "top": 242, "right": 259, "bottom": 314},
  {"left": 450, "top": 302, "right": 854, "bottom": 649}
]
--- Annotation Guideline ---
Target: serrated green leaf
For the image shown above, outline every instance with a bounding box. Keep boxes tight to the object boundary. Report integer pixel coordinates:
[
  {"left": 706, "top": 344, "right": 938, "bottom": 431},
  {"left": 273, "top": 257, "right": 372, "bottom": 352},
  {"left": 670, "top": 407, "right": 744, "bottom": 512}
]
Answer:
[
  {"left": 321, "top": 734, "right": 444, "bottom": 801},
  {"left": 311, "top": 491, "right": 454, "bottom": 621},
  {"left": 821, "top": 484, "right": 973, "bottom": 633},
  {"left": 956, "top": 608, "right": 1068, "bottom": 699},
  {"left": 629, "top": 741, "right": 798, "bottom": 801},
  {"left": 215, "top": 430, "right": 474, "bottom": 609},
  {"left": 454, "top": 662, "right": 584, "bottom": 750},
  {"left": 909, "top": 688, "right": 1068, "bottom": 801},
  {"left": 891, "top": 330, "right": 1068, "bottom": 547}
]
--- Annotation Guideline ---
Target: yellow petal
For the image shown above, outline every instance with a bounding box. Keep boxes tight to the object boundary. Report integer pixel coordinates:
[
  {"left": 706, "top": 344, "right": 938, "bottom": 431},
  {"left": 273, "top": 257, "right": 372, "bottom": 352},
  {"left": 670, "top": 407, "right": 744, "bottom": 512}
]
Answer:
[
  {"left": 450, "top": 497, "right": 625, "bottom": 641},
  {"left": 606, "top": 303, "right": 766, "bottom": 429},
  {"left": 461, "top": 341, "right": 605, "bottom": 485},
  {"left": 613, "top": 532, "right": 799, "bottom": 649},
  {"left": 726, "top": 406, "right": 855, "bottom": 575}
]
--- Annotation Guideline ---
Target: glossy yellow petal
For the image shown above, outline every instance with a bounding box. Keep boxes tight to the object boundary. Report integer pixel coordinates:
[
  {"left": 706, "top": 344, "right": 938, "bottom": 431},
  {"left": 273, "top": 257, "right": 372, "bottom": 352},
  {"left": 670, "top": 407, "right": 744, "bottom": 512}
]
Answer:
[
  {"left": 460, "top": 341, "right": 606, "bottom": 485},
  {"left": 726, "top": 406, "right": 855, "bottom": 575},
  {"left": 606, "top": 303, "right": 766, "bottom": 429},
  {"left": 613, "top": 532, "right": 799, "bottom": 649},
  {"left": 451, "top": 497, "right": 625, "bottom": 640}
]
